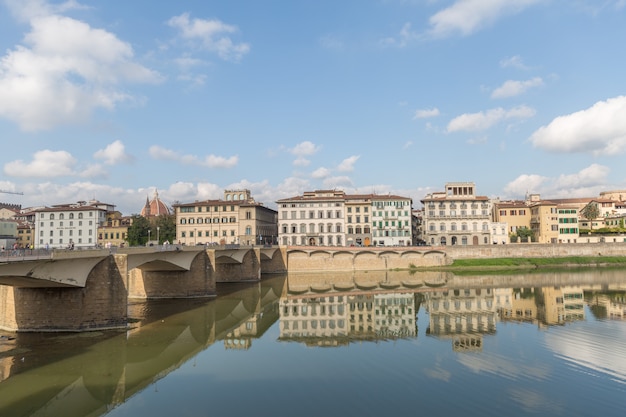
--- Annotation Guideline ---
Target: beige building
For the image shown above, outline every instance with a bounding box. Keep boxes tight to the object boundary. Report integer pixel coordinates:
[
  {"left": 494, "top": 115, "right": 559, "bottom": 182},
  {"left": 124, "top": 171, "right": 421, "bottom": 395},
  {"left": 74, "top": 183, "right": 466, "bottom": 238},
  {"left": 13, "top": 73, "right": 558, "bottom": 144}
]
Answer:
[
  {"left": 174, "top": 189, "right": 277, "bottom": 246},
  {"left": 345, "top": 195, "right": 372, "bottom": 246},
  {"left": 277, "top": 190, "right": 347, "bottom": 247},
  {"left": 276, "top": 190, "right": 414, "bottom": 247},
  {"left": 98, "top": 212, "right": 132, "bottom": 247},
  {"left": 492, "top": 199, "right": 532, "bottom": 238},
  {"left": 530, "top": 201, "right": 558, "bottom": 244},
  {"left": 421, "top": 182, "right": 492, "bottom": 246}
]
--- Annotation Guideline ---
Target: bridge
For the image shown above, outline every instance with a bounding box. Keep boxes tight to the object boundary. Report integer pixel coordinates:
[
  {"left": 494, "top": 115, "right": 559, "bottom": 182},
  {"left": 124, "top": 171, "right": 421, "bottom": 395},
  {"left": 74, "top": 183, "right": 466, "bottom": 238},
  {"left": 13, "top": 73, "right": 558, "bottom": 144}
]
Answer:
[{"left": 0, "top": 245, "right": 286, "bottom": 332}]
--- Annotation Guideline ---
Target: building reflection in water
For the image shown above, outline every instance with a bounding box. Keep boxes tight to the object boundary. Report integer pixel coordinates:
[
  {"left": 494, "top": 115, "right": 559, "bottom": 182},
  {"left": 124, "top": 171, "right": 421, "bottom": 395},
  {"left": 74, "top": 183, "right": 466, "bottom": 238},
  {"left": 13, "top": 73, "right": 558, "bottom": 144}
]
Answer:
[
  {"left": 2, "top": 271, "right": 626, "bottom": 417},
  {"left": 279, "top": 291, "right": 419, "bottom": 346}
]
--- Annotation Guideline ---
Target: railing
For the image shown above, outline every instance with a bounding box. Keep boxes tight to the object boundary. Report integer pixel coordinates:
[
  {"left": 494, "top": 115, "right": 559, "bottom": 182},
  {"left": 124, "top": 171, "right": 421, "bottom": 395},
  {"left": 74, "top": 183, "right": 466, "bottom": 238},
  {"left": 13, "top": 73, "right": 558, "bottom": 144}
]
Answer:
[{"left": 0, "top": 249, "right": 53, "bottom": 262}]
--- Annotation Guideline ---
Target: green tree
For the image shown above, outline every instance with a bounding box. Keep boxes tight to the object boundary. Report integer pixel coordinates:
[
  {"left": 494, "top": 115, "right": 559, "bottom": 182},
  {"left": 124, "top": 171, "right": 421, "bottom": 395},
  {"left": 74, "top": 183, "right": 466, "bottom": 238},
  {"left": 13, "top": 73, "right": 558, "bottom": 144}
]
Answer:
[
  {"left": 516, "top": 226, "right": 534, "bottom": 243},
  {"left": 153, "top": 214, "right": 176, "bottom": 244},
  {"left": 580, "top": 202, "right": 600, "bottom": 230},
  {"left": 126, "top": 215, "right": 151, "bottom": 246}
]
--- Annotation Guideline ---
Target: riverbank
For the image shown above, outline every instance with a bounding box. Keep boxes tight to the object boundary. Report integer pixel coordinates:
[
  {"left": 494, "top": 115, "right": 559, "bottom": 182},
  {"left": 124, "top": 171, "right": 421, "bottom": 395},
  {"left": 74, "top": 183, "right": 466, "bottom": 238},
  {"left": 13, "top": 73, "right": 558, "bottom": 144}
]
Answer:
[
  {"left": 410, "top": 255, "right": 626, "bottom": 275},
  {"left": 284, "top": 243, "right": 626, "bottom": 273}
]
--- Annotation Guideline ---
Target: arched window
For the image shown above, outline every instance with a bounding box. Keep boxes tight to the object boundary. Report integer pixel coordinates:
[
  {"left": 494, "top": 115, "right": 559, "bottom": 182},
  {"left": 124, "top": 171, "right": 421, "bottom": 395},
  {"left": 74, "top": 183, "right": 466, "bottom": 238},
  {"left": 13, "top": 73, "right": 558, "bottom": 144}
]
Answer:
[
  {"left": 69, "top": 213, "right": 74, "bottom": 219},
  {"left": 50, "top": 214, "right": 55, "bottom": 220},
  {"left": 59, "top": 213, "right": 64, "bottom": 220},
  {"left": 78, "top": 213, "right": 83, "bottom": 219}
]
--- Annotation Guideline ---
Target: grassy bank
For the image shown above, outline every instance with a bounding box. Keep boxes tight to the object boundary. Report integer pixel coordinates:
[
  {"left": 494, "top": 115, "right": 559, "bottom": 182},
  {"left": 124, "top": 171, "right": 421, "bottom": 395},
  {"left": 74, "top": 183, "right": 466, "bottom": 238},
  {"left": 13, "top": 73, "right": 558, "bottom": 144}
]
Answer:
[{"left": 450, "top": 256, "right": 626, "bottom": 268}]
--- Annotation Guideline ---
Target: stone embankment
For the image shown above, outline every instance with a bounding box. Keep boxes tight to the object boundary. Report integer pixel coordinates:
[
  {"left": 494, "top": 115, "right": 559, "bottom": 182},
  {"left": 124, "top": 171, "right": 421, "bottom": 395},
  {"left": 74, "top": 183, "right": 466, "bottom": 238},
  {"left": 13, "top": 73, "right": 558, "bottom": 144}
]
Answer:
[{"left": 285, "top": 243, "right": 626, "bottom": 273}]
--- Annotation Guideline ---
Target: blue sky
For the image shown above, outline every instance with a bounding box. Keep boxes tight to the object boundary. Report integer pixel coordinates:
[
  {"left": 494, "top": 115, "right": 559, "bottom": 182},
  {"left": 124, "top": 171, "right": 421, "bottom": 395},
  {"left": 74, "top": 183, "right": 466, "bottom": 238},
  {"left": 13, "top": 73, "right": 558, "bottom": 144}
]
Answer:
[{"left": 1, "top": 0, "right": 625, "bottom": 215}]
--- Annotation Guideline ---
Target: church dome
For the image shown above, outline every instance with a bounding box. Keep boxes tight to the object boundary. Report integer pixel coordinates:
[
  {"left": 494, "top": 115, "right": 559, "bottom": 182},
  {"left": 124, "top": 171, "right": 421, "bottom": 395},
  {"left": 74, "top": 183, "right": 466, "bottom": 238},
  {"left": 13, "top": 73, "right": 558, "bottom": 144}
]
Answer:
[{"left": 141, "top": 190, "right": 170, "bottom": 217}]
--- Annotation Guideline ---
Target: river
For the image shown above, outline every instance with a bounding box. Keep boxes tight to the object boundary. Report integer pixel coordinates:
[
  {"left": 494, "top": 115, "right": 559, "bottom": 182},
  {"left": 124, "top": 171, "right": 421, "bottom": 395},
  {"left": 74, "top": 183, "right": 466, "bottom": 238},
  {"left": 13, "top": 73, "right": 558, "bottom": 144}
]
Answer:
[{"left": 1, "top": 268, "right": 625, "bottom": 417}]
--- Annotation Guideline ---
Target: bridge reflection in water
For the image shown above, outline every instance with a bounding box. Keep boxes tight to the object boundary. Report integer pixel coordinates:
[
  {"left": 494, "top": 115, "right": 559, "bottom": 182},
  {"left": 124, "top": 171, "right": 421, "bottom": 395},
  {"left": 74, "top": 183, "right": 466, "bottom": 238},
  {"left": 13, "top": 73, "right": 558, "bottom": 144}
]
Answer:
[
  {"left": 0, "top": 275, "right": 286, "bottom": 417},
  {"left": 2, "top": 270, "right": 626, "bottom": 416}
]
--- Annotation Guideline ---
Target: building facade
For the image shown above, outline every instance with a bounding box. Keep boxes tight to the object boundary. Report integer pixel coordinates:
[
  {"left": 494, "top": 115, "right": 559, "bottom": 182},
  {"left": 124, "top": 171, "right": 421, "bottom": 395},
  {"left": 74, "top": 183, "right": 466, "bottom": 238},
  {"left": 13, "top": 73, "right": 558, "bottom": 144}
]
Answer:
[
  {"left": 33, "top": 202, "right": 107, "bottom": 249},
  {"left": 277, "top": 190, "right": 346, "bottom": 246},
  {"left": 174, "top": 190, "right": 277, "bottom": 246},
  {"left": 277, "top": 190, "right": 414, "bottom": 247},
  {"left": 370, "top": 194, "right": 413, "bottom": 246},
  {"left": 421, "top": 182, "right": 492, "bottom": 246}
]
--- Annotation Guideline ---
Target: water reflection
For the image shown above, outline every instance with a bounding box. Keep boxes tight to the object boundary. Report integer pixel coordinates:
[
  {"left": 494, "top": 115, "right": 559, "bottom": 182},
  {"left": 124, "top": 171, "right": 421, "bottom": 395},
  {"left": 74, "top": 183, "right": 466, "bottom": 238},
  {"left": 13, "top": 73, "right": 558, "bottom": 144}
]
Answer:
[
  {"left": 0, "top": 276, "right": 285, "bottom": 417},
  {"left": 1, "top": 269, "right": 626, "bottom": 416}
]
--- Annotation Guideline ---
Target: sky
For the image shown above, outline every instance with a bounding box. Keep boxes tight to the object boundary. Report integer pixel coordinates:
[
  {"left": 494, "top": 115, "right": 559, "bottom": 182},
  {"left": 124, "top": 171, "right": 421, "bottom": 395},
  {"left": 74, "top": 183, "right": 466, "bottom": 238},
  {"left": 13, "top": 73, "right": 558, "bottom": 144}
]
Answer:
[{"left": 1, "top": 0, "right": 626, "bottom": 215}]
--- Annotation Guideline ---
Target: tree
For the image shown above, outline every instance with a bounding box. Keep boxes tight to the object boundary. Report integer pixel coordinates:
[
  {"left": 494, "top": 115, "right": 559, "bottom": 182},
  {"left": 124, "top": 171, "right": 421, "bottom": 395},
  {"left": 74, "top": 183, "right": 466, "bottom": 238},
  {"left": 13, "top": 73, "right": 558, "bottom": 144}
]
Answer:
[
  {"left": 153, "top": 214, "right": 176, "bottom": 244},
  {"left": 580, "top": 202, "right": 600, "bottom": 231},
  {"left": 126, "top": 215, "right": 151, "bottom": 246},
  {"left": 516, "top": 226, "right": 534, "bottom": 243}
]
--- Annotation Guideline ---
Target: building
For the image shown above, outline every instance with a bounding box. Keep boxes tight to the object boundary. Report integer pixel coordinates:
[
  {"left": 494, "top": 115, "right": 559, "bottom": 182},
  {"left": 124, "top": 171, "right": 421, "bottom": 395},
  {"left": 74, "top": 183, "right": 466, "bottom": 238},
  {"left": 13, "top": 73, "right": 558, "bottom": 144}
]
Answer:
[
  {"left": 276, "top": 190, "right": 414, "bottom": 247},
  {"left": 492, "top": 199, "right": 532, "bottom": 238},
  {"left": 32, "top": 202, "right": 107, "bottom": 249},
  {"left": 173, "top": 189, "right": 277, "bottom": 246},
  {"left": 421, "top": 182, "right": 492, "bottom": 246},
  {"left": 371, "top": 194, "right": 413, "bottom": 247},
  {"left": 277, "top": 190, "right": 347, "bottom": 246},
  {"left": 98, "top": 212, "right": 133, "bottom": 247},
  {"left": 344, "top": 195, "right": 372, "bottom": 246},
  {"left": 529, "top": 200, "right": 558, "bottom": 244},
  {"left": 141, "top": 189, "right": 171, "bottom": 218}
]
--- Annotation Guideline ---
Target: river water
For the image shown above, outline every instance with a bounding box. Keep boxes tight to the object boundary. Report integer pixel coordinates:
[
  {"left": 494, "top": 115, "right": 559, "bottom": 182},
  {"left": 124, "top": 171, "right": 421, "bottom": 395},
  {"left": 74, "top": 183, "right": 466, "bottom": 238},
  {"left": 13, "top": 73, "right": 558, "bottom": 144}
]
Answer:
[{"left": 1, "top": 269, "right": 625, "bottom": 417}]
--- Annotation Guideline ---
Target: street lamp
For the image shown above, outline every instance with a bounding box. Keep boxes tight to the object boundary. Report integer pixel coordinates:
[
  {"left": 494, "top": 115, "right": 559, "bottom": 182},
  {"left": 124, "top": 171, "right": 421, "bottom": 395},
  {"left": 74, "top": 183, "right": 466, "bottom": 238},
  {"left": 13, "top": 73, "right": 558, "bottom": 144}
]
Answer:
[
  {"left": 148, "top": 229, "right": 151, "bottom": 245},
  {"left": 157, "top": 226, "right": 160, "bottom": 244}
]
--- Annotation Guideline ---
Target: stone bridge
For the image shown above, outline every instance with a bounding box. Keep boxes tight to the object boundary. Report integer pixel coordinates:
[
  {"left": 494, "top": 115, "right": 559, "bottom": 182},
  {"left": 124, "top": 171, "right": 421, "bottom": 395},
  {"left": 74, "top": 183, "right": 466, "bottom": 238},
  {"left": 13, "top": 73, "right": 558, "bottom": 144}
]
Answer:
[
  {"left": 285, "top": 246, "right": 449, "bottom": 272},
  {"left": 0, "top": 245, "right": 287, "bottom": 332}
]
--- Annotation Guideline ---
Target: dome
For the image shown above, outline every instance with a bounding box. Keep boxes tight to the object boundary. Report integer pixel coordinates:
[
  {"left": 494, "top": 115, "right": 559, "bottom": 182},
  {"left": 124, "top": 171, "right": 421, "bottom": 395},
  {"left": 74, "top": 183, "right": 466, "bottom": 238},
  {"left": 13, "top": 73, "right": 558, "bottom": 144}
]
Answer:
[{"left": 141, "top": 190, "right": 170, "bottom": 217}]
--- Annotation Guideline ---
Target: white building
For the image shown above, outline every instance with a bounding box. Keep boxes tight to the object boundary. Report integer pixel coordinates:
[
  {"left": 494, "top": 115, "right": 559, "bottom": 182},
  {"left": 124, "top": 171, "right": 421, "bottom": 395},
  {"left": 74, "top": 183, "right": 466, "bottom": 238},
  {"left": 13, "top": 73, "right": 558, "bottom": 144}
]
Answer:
[
  {"left": 421, "top": 182, "right": 492, "bottom": 246},
  {"left": 33, "top": 202, "right": 107, "bottom": 249},
  {"left": 277, "top": 190, "right": 414, "bottom": 247},
  {"left": 277, "top": 190, "right": 346, "bottom": 246},
  {"left": 370, "top": 194, "right": 413, "bottom": 246}
]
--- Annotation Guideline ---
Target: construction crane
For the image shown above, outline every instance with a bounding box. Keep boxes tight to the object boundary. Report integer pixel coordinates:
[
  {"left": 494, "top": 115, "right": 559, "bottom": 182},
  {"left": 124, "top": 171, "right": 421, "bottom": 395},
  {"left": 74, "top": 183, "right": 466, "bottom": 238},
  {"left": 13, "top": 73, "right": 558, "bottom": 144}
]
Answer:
[{"left": 0, "top": 190, "right": 23, "bottom": 195}]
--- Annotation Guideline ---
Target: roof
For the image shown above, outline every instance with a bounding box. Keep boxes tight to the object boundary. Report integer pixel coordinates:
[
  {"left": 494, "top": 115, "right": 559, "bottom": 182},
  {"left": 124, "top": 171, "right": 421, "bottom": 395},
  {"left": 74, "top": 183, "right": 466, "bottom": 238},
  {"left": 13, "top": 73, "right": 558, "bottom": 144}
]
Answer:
[{"left": 31, "top": 205, "right": 106, "bottom": 213}]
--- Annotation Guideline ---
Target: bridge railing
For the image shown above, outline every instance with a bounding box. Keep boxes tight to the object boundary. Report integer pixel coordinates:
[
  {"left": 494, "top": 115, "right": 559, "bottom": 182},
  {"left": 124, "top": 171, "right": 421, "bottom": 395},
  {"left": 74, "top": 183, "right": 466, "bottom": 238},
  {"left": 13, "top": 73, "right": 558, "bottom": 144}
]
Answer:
[{"left": 0, "top": 248, "right": 53, "bottom": 262}]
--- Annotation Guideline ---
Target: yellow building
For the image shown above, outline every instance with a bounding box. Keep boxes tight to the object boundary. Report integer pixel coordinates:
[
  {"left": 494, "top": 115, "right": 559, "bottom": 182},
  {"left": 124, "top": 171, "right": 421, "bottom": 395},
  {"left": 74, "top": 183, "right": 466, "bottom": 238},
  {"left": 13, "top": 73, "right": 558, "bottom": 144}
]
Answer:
[
  {"left": 530, "top": 201, "right": 558, "bottom": 244},
  {"left": 493, "top": 200, "right": 532, "bottom": 238},
  {"left": 98, "top": 212, "right": 132, "bottom": 247},
  {"left": 174, "top": 189, "right": 277, "bottom": 246}
]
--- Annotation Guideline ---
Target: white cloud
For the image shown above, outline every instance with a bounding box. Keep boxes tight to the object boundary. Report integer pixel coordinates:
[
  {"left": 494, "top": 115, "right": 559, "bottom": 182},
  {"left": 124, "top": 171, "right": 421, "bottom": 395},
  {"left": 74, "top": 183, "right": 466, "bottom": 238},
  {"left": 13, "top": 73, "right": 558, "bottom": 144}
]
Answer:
[
  {"left": 167, "top": 13, "right": 250, "bottom": 62},
  {"left": 3, "top": 150, "right": 77, "bottom": 177},
  {"left": 337, "top": 155, "right": 360, "bottom": 172},
  {"left": 491, "top": 77, "right": 543, "bottom": 99},
  {"left": 529, "top": 96, "right": 626, "bottom": 156},
  {"left": 403, "top": 141, "right": 413, "bottom": 149},
  {"left": 447, "top": 105, "right": 535, "bottom": 132},
  {"left": 500, "top": 55, "right": 530, "bottom": 70},
  {"left": 428, "top": 0, "right": 542, "bottom": 38},
  {"left": 504, "top": 164, "right": 611, "bottom": 199},
  {"left": 289, "top": 141, "right": 321, "bottom": 167},
  {"left": 290, "top": 141, "right": 321, "bottom": 157},
  {"left": 148, "top": 145, "right": 238, "bottom": 168},
  {"left": 413, "top": 107, "right": 440, "bottom": 119},
  {"left": 204, "top": 154, "right": 238, "bottom": 169},
  {"left": 380, "top": 22, "right": 419, "bottom": 47},
  {"left": 0, "top": 8, "right": 162, "bottom": 131},
  {"left": 94, "top": 140, "right": 132, "bottom": 165},
  {"left": 323, "top": 176, "right": 353, "bottom": 189},
  {"left": 311, "top": 167, "right": 331, "bottom": 179},
  {"left": 78, "top": 163, "right": 108, "bottom": 179},
  {"left": 4, "top": 0, "right": 89, "bottom": 22}
]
